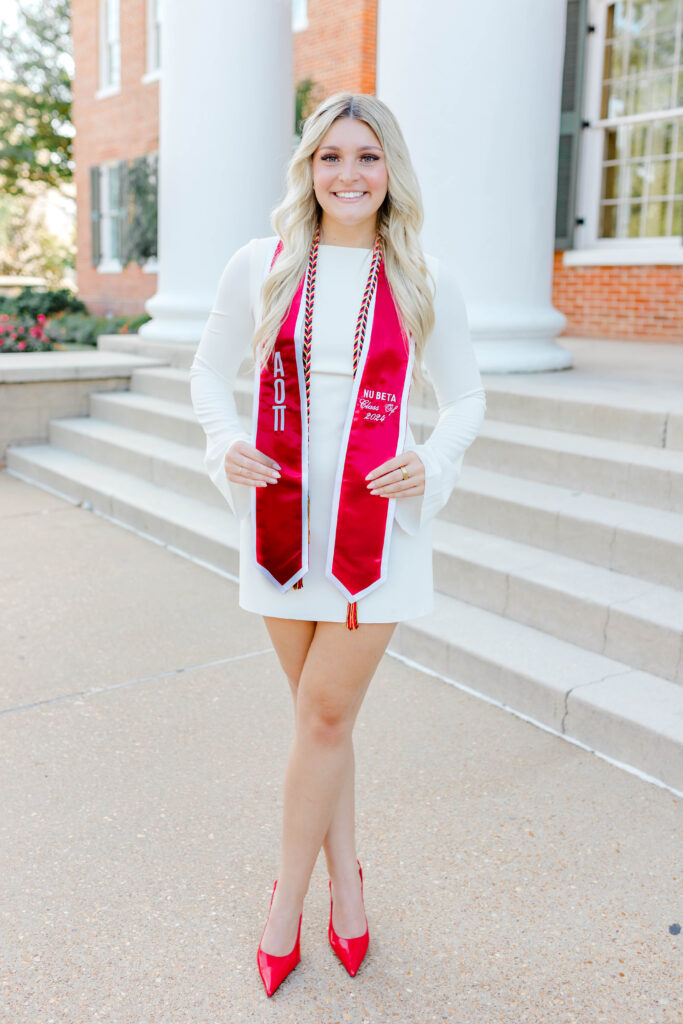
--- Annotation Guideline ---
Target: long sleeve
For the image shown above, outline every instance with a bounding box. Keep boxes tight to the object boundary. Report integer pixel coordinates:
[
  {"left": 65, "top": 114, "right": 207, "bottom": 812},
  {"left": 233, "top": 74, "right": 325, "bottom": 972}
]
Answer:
[
  {"left": 189, "top": 239, "right": 256, "bottom": 520},
  {"left": 394, "top": 259, "right": 487, "bottom": 535}
]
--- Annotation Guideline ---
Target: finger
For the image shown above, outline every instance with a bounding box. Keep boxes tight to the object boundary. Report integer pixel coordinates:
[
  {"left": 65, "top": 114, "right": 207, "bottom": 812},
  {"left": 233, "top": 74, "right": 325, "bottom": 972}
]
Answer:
[
  {"left": 369, "top": 477, "right": 423, "bottom": 496},
  {"left": 365, "top": 455, "right": 404, "bottom": 481},
  {"left": 226, "top": 470, "right": 274, "bottom": 487},
  {"left": 370, "top": 483, "right": 424, "bottom": 498},
  {"left": 367, "top": 466, "right": 413, "bottom": 490},
  {"left": 229, "top": 450, "right": 281, "bottom": 476},
  {"left": 232, "top": 442, "right": 281, "bottom": 471}
]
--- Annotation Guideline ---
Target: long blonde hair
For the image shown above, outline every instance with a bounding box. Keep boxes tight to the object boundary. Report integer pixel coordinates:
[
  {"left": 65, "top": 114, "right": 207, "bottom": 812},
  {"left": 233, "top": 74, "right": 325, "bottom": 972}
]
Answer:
[{"left": 252, "top": 92, "right": 435, "bottom": 381}]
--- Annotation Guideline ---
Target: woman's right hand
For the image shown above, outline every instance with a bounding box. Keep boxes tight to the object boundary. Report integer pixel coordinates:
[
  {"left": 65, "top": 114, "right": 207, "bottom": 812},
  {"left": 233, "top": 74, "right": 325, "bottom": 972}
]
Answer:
[{"left": 224, "top": 439, "right": 281, "bottom": 487}]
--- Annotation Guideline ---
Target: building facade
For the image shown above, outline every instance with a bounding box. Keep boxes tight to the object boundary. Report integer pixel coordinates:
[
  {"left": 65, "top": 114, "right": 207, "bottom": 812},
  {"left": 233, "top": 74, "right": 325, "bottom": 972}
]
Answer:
[{"left": 71, "top": 0, "right": 682, "bottom": 343}]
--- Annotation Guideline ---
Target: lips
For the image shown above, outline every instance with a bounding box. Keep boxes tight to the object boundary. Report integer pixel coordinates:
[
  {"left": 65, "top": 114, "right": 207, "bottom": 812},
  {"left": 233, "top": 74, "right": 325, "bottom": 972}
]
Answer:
[{"left": 333, "top": 191, "right": 368, "bottom": 201}]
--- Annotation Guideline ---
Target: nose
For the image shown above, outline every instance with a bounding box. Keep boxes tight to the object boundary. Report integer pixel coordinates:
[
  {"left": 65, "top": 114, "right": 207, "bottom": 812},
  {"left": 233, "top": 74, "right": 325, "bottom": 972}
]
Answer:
[{"left": 337, "top": 157, "right": 361, "bottom": 184}]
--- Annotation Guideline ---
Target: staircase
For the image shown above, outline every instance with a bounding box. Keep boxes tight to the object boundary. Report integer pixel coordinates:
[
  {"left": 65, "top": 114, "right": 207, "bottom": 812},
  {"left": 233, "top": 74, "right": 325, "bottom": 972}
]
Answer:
[{"left": 7, "top": 344, "right": 683, "bottom": 792}]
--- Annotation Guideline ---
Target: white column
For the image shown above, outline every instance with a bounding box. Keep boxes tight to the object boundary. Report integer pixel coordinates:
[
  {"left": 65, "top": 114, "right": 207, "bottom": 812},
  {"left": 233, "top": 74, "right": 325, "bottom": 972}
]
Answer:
[
  {"left": 139, "top": 0, "right": 293, "bottom": 343},
  {"left": 377, "top": 0, "right": 572, "bottom": 372}
]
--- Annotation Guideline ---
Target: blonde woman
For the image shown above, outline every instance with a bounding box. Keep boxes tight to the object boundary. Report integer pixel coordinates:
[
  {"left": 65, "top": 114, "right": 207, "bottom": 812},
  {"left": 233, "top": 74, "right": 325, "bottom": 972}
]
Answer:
[{"left": 189, "top": 92, "right": 486, "bottom": 996}]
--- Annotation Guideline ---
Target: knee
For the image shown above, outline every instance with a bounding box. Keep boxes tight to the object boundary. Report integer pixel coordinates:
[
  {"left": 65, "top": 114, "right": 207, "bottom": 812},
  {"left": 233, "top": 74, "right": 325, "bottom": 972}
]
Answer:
[{"left": 296, "top": 691, "right": 352, "bottom": 746}]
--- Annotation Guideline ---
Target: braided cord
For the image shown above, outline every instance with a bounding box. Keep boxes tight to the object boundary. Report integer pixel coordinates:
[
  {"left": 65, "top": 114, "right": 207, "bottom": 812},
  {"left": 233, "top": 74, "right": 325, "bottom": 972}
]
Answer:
[{"left": 297, "top": 226, "right": 384, "bottom": 615}]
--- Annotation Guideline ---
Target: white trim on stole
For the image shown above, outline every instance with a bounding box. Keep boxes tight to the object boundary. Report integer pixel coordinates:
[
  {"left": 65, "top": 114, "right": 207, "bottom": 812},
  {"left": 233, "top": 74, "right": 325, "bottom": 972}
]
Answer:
[
  {"left": 250, "top": 239, "right": 310, "bottom": 592},
  {"left": 325, "top": 290, "right": 415, "bottom": 605}
]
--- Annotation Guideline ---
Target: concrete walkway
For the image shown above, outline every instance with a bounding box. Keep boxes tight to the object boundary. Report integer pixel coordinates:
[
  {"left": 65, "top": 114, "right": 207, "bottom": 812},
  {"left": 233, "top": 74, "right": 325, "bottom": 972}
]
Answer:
[{"left": 1, "top": 469, "right": 681, "bottom": 1024}]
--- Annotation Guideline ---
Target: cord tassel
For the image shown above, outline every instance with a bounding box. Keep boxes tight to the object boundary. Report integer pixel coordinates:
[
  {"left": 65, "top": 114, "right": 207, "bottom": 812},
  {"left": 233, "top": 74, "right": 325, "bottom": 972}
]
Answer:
[
  {"left": 346, "top": 601, "right": 359, "bottom": 631},
  {"left": 293, "top": 579, "right": 303, "bottom": 590}
]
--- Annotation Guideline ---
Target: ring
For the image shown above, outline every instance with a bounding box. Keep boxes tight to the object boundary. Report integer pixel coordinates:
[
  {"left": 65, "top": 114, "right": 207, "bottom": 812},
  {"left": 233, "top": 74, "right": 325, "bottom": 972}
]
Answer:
[{"left": 400, "top": 465, "right": 409, "bottom": 481}]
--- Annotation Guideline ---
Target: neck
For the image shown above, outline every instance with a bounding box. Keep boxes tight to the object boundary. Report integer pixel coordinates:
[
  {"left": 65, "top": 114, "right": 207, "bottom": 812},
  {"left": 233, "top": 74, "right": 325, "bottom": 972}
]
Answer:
[{"left": 318, "top": 216, "right": 377, "bottom": 249}]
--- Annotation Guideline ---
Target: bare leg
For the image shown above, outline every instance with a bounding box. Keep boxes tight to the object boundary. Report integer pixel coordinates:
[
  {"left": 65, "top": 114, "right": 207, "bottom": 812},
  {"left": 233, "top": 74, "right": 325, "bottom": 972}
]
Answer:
[
  {"left": 259, "top": 617, "right": 396, "bottom": 955},
  {"left": 264, "top": 617, "right": 359, "bottom": 910}
]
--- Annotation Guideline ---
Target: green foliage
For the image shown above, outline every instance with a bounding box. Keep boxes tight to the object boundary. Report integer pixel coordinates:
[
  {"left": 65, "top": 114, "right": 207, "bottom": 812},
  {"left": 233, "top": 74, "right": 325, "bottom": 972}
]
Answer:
[
  {"left": 0, "top": 0, "right": 74, "bottom": 197},
  {"left": 295, "top": 78, "right": 320, "bottom": 138},
  {"left": 0, "top": 285, "right": 85, "bottom": 318},
  {"left": 121, "top": 153, "right": 158, "bottom": 267},
  {"left": 42, "top": 311, "right": 150, "bottom": 348}
]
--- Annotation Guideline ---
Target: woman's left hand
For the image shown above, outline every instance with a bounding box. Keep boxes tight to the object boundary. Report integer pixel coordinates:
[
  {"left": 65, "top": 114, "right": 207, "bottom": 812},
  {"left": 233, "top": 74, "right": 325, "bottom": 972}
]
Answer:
[{"left": 365, "top": 449, "right": 425, "bottom": 498}]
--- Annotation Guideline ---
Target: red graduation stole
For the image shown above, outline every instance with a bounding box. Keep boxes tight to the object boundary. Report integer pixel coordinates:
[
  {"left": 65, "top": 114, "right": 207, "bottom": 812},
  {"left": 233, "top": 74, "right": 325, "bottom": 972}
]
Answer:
[{"left": 251, "top": 227, "right": 413, "bottom": 629}]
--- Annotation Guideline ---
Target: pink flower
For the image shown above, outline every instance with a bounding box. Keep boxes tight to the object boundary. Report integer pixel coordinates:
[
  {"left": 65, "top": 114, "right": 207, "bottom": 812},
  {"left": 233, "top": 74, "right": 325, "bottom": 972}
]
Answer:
[
  {"left": 1, "top": 313, "right": 8, "bottom": 321},
  {"left": 17, "top": 340, "right": 26, "bottom": 350},
  {"left": 37, "top": 314, "right": 46, "bottom": 323}
]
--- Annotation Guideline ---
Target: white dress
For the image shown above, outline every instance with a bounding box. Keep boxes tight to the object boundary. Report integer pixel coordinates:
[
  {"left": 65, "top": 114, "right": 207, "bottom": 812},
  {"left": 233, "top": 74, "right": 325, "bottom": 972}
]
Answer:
[{"left": 189, "top": 235, "right": 487, "bottom": 624}]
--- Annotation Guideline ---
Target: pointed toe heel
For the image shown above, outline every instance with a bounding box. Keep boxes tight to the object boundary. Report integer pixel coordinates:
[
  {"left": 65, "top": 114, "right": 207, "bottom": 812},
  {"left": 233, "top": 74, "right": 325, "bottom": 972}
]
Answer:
[
  {"left": 328, "top": 858, "right": 369, "bottom": 977},
  {"left": 256, "top": 880, "right": 302, "bottom": 997}
]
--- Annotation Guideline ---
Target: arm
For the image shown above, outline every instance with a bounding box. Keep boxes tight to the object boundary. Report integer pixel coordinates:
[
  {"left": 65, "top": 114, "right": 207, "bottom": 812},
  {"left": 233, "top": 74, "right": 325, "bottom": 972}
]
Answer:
[
  {"left": 189, "top": 240, "right": 256, "bottom": 520},
  {"left": 393, "top": 259, "right": 487, "bottom": 535}
]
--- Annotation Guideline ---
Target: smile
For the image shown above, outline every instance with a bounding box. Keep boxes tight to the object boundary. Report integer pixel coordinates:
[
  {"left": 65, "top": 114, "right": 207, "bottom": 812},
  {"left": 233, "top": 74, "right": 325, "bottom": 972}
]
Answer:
[{"left": 333, "top": 191, "right": 367, "bottom": 200}]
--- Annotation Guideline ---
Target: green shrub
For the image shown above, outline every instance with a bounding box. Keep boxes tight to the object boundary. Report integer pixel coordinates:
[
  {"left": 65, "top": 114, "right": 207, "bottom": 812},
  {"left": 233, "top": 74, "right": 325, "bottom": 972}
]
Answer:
[{"left": 0, "top": 287, "right": 87, "bottom": 319}]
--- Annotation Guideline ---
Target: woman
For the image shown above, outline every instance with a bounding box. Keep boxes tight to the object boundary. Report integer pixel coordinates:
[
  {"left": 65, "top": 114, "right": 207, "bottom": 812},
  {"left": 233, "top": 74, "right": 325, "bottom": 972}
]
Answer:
[{"left": 189, "top": 92, "right": 486, "bottom": 996}]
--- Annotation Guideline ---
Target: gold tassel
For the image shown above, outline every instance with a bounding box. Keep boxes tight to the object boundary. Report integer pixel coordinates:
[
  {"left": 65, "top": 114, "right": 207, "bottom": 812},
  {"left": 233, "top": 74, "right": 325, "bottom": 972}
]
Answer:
[
  {"left": 346, "top": 601, "right": 358, "bottom": 631},
  {"left": 293, "top": 578, "right": 303, "bottom": 590}
]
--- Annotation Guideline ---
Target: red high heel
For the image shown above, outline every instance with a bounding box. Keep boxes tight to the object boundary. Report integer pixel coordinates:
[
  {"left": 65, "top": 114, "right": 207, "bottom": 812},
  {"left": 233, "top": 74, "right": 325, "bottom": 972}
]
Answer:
[
  {"left": 256, "top": 880, "right": 302, "bottom": 997},
  {"left": 328, "top": 858, "right": 369, "bottom": 976}
]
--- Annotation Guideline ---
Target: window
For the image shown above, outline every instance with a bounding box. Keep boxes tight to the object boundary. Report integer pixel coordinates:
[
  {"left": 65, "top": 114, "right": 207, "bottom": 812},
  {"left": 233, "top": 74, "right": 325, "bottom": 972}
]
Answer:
[
  {"left": 99, "top": 0, "right": 121, "bottom": 93},
  {"left": 598, "top": 0, "right": 683, "bottom": 239},
  {"left": 293, "top": 0, "right": 308, "bottom": 32},
  {"left": 90, "top": 162, "right": 128, "bottom": 271},
  {"left": 564, "top": 0, "right": 683, "bottom": 263}
]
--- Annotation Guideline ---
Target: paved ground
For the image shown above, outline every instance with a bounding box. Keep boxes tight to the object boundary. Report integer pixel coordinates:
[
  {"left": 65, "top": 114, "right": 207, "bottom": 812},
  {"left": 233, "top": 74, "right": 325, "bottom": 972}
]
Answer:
[{"left": 1, "top": 469, "right": 681, "bottom": 1024}]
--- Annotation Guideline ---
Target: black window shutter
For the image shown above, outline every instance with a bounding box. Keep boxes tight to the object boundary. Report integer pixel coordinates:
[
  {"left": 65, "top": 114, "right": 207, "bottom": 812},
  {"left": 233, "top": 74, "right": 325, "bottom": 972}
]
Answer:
[
  {"left": 90, "top": 165, "right": 101, "bottom": 266},
  {"left": 555, "top": 0, "right": 587, "bottom": 250},
  {"left": 118, "top": 158, "right": 129, "bottom": 266}
]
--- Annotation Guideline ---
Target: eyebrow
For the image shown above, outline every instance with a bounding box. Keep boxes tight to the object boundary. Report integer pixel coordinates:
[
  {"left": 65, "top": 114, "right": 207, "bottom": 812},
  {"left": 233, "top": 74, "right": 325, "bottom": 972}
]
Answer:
[{"left": 318, "top": 145, "right": 384, "bottom": 152}]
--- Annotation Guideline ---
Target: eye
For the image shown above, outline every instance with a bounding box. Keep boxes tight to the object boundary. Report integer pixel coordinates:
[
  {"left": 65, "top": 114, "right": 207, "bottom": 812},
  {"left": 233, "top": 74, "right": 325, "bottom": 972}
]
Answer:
[
  {"left": 320, "top": 153, "right": 339, "bottom": 162},
  {"left": 361, "top": 154, "right": 380, "bottom": 162}
]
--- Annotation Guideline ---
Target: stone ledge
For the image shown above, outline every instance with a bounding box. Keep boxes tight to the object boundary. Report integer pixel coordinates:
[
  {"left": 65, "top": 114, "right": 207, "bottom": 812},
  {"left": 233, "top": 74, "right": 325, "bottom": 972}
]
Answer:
[{"left": 0, "top": 349, "right": 169, "bottom": 383}]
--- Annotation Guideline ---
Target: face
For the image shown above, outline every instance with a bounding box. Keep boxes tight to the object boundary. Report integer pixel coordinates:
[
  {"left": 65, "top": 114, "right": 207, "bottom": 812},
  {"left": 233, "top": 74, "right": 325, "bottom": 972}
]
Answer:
[{"left": 311, "top": 117, "right": 389, "bottom": 245}]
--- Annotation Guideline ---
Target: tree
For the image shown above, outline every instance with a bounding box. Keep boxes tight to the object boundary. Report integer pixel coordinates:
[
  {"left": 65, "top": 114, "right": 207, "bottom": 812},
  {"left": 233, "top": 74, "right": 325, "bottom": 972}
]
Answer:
[{"left": 0, "top": 0, "right": 74, "bottom": 197}]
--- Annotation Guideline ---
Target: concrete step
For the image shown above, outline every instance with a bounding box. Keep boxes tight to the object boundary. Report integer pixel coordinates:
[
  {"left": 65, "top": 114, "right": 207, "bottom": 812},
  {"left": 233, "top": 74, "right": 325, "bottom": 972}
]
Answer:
[
  {"left": 390, "top": 592, "right": 683, "bottom": 792},
  {"left": 447, "top": 466, "right": 683, "bottom": 590},
  {"left": 459, "top": 418, "right": 683, "bottom": 513},
  {"left": 131, "top": 365, "right": 193, "bottom": 405},
  {"left": 432, "top": 520, "right": 683, "bottom": 686},
  {"left": 7, "top": 440, "right": 682, "bottom": 792},
  {"left": 47, "top": 416, "right": 225, "bottom": 510},
  {"left": 5, "top": 443, "right": 240, "bottom": 577},
  {"left": 136, "top": 370, "right": 683, "bottom": 513},
  {"left": 480, "top": 377, "right": 682, "bottom": 450},
  {"left": 89, "top": 390, "right": 207, "bottom": 447}
]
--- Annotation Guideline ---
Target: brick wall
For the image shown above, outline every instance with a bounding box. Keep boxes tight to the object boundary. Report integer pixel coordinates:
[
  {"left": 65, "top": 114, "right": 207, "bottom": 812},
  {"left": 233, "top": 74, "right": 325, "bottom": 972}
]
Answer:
[
  {"left": 553, "top": 255, "right": 683, "bottom": 343},
  {"left": 72, "top": 0, "right": 159, "bottom": 317},
  {"left": 293, "top": 0, "right": 377, "bottom": 107}
]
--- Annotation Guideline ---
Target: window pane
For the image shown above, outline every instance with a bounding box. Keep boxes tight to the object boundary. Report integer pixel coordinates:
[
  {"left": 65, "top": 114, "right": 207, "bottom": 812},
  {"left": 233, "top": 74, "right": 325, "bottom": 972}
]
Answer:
[
  {"left": 675, "top": 158, "right": 683, "bottom": 191},
  {"left": 628, "top": 201, "right": 643, "bottom": 235},
  {"left": 651, "top": 157, "right": 673, "bottom": 192},
  {"left": 656, "top": 0, "right": 679, "bottom": 27},
  {"left": 645, "top": 199, "right": 669, "bottom": 233},
  {"left": 653, "top": 27, "right": 677, "bottom": 66},
  {"left": 673, "top": 198, "right": 682, "bottom": 233},
  {"left": 631, "top": 123, "right": 648, "bottom": 155},
  {"left": 652, "top": 120, "right": 675, "bottom": 154},
  {"left": 600, "top": 202, "right": 618, "bottom": 237}
]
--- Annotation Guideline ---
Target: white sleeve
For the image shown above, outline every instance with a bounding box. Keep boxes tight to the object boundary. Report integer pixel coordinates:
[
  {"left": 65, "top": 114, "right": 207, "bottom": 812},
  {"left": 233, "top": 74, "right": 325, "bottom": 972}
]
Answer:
[
  {"left": 394, "top": 259, "right": 487, "bottom": 536},
  {"left": 189, "top": 239, "right": 257, "bottom": 521}
]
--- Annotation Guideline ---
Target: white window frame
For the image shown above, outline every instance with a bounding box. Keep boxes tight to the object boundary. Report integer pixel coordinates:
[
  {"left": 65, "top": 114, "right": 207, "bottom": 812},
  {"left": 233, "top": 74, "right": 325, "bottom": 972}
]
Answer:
[
  {"left": 292, "top": 0, "right": 308, "bottom": 33},
  {"left": 96, "top": 0, "right": 121, "bottom": 99},
  {"left": 142, "top": 0, "right": 162, "bottom": 84},
  {"left": 565, "top": 0, "right": 683, "bottom": 265},
  {"left": 97, "top": 163, "right": 123, "bottom": 274}
]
